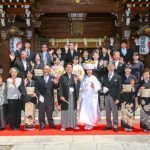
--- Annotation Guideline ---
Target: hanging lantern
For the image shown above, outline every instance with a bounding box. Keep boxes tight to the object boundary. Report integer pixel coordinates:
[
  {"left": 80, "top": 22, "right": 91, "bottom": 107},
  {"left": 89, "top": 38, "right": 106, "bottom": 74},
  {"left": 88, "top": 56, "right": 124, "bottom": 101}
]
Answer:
[
  {"left": 26, "top": 30, "right": 32, "bottom": 39},
  {"left": 75, "top": 0, "right": 80, "bottom": 4}
]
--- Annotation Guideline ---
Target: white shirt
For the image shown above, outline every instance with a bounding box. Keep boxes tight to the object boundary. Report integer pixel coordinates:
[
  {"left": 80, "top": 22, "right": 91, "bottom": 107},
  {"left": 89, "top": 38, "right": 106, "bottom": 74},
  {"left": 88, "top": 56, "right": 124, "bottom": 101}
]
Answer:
[
  {"left": 44, "top": 75, "right": 49, "bottom": 83},
  {"left": 7, "top": 78, "right": 22, "bottom": 99},
  {"left": 121, "top": 48, "right": 127, "bottom": 56},
  {"left": 94, "top": 60, "right": 99, "bottom": 69},
  {"left": 114, "top": 60, "right": 119, "bottom": 69},
  {"left": 22, "top": 60, "right": 27, "bottom": 71}
]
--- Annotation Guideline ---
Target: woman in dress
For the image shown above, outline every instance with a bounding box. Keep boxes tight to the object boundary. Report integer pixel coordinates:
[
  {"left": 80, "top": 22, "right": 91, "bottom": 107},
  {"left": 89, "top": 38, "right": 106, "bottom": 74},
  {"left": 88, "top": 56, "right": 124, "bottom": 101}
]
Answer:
[
  {"left": 131, "top": 52, "right": 144, "bottom": 83},
  {"left": 120, "top": 64, "right": 138, "bottom": 131},
  {"left": 79, "top": 63, "right": 101, "bottom": 130},
  {"left": 0, "top": 74, "right": 7, "bottom": 130},
  {"left": 19, "top": 71, "right": 37, "bottom": 130},
  {"left": 7, "top": 67, "right": 22, "bottom": 130},
  {"left": 138, "top": 68, "right": 150, "bottom": 132}
]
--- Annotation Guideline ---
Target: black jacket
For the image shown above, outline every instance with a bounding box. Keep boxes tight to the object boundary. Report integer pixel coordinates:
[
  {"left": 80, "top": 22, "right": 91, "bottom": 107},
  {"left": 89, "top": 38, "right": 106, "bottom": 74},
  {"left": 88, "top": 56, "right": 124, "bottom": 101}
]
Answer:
[
  {"left": 103, "top": 73, "right": 122, "bottom": 101},
  {"left": 64, "top": 50, "right": 79, "bottom": 67},
  {"left": 40, "top": 52, "right": 53, "bottom": 66},
  {"left": 118, "top": 48, "right": 133, "bottom": 63},
  {"left": 35, "top": 75, "right": 57, "bottom": 104},
  {"left": 58, "top": 73, "right": 80, "bottom": 110},
  {"left": 10, "top": 59, "right": 32, "bottom": 79}
]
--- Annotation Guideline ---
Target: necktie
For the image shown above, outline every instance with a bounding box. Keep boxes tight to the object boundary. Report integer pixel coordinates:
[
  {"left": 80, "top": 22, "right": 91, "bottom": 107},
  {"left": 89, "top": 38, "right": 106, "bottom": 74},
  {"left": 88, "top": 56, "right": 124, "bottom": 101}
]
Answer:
[
  {"left": 26, "top": 49, "right": 30, "bottom": 57},
  {"left": 108, "top": 73, "right": 112, "bottom": 81},
  {"left": 44, "top": 75, "right": 48, "bottom": 84},
  {"left": 23, "top": 60, "right": 27, "bottom": 71}
]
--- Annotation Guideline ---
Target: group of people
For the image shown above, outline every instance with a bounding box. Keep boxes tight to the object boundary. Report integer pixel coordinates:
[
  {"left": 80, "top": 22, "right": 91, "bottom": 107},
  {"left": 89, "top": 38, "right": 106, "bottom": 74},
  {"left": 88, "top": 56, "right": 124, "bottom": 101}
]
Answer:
[{"left": 0, "top": 38, "right": 150, "bottom": 133}]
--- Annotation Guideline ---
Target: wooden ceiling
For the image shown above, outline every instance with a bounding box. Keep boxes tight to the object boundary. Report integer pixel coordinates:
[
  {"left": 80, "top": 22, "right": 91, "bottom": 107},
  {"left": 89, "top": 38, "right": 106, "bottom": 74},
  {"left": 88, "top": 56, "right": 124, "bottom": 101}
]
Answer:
[
  {"left": 35, "top": 0, "right": 119, "bottom": 37},
  {"left": 0, "top": 0, "right": 149, "bottom": 38}
]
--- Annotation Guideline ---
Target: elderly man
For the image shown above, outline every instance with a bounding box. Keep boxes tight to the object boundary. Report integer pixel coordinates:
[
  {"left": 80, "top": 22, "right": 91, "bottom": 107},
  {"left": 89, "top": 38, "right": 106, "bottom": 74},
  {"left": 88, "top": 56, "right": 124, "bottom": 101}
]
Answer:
[
  {"left": 10, "top": 51, "right": 32, "bottom": 79},
  {"left": 35, "top": 65, "right": 58, "bottom": 131},
  {"left": 103, "top": 62, "right": 122, "bottom": 132}
]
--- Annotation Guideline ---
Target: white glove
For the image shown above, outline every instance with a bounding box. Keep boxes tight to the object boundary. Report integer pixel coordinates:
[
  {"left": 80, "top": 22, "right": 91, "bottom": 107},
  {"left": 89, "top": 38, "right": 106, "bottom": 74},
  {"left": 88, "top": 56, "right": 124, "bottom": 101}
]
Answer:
[
  {"left": 69, "top": 87, "right": 74, "bottom": 93},
  {"left": 103, "top": 87, "right": 109, "bottom": 94},
  {"left": 39, "top": 95, "right": 44, "bottom": 103}
]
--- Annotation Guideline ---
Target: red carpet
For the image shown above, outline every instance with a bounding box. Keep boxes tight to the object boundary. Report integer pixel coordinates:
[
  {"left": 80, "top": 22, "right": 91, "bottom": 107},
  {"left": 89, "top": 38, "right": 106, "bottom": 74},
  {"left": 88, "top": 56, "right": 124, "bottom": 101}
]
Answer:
[{"left": 0, "top": 124, "right": 150, "bottom": 136}]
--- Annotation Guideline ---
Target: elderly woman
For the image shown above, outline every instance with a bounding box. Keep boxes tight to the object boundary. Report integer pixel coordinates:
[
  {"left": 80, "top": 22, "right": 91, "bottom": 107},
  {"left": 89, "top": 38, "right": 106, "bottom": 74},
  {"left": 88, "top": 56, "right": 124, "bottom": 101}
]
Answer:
[
  {"left": 0, "top": 74, "right": 7, "bottom": 130},
  {"left": 138, "top": 69, "right": 150, "bottom": 132},
  {"left": 7, "top": 67, "right": 22, "bottom": 130}
]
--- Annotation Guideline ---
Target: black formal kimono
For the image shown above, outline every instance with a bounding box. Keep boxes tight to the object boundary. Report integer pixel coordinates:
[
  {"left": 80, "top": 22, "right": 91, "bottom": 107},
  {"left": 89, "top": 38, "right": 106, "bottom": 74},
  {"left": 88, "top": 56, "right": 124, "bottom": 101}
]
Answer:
[
  {"left": 58, "top": 73, "right": 80, "bottom": 129},
  {"left": 33, "top": 61, "right": 44, "bottom": 79},
  {"left": 120, "top": 74, "right": 138, "bottom": 129},
  {"left": 35, "top": 75, "right": 56, "bottom": 128},
  {"left": 138, "top": 80, "right": 150, "bottom": 131},
  {"left": 19, "top": 79, "right": 36, "bottom": 130}
]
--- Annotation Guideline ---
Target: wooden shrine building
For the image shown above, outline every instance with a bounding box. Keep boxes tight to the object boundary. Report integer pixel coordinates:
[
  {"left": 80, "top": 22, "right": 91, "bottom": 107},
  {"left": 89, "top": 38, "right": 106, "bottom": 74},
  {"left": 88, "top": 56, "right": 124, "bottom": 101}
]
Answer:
[{"left": 0, "top": 0, "right": 149, "bottom": 80}]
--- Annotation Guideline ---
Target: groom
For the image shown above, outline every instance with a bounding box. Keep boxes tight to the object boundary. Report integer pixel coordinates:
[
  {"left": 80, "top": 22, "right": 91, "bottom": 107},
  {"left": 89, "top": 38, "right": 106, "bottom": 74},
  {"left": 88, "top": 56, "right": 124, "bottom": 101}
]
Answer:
[{"left": 102, "top": 62, "right": 122, "bottom": 132}]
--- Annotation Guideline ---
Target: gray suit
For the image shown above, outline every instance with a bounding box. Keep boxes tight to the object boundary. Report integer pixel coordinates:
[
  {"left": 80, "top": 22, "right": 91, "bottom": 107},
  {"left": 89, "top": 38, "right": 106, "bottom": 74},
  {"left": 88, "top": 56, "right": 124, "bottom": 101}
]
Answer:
[{"left": 103, "top": 73, "right": 122, "bottom": 128}]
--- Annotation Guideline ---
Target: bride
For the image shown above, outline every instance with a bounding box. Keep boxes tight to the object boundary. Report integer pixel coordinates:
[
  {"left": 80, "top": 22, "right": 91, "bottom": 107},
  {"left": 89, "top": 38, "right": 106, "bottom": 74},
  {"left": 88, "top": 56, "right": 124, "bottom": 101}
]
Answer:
[{"left": 79, "top": 62, "right": 101, "bottom": 130}]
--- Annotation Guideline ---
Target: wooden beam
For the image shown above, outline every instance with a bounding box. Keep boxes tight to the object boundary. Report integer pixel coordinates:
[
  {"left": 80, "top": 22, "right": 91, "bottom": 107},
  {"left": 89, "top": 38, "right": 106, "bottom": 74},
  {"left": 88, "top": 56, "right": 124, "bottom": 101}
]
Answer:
[
  {"left": 32, "top": 3, "right": 118, "bottom": 13},
  {"left": 0, "top": 2, "right": 33, "bottom": 5}
]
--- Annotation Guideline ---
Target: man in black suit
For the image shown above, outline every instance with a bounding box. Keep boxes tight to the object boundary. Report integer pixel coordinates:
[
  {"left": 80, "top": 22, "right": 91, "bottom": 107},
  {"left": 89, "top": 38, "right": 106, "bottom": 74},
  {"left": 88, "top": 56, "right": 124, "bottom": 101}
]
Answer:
[
  {"left": 64, "top": 43, "right": 79, "bottom": 67},
  {"left": 10, "top": 51, "right": 32, "bottom": 79},
  {"left": 40, "top": 44, "right": 53, "bottom": 66},
  {"left": 103, "top": 62, "right": 122, "bottom": 132},
  {"left": 24, "top": 42, "right": 35, "bottom": 62},
  {"left": 35, "top": 65, "right": 58, "bottom": 130},
  {"left": 113, "top": 51, "right": 126, "bottom": 77},
  {"left": 118, "top": 40, "right": 133, "bottom": 63},
  {"left": 81, "top": 50, "right": 90, "bottom": 64}
]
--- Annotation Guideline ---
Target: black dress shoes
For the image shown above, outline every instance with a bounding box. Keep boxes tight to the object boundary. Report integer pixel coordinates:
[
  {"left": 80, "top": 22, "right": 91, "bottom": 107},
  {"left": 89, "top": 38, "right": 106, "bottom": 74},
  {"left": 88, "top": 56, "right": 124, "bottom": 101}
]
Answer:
[
  {"left": 113, "top": 128, "right": 118, "bottom": 132},
  {"left": 50, "top": 125, "right": 56, "bottom": 129},
  {"left": 39, "top": 123, "right": 45, "bottom": 131},
  {"left": 103, "top": 126, "right": 112, "bottom": 131}
]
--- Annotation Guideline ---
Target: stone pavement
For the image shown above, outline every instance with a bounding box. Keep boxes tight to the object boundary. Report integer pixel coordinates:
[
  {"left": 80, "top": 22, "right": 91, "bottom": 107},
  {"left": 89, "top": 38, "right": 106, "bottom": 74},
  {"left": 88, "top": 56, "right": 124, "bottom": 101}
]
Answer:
[
  {"left": 0, "top": 108, "right": 148, "bottom": 150},
  {"left": 0, "top": 135, "right": 150, "bottom": 150}
]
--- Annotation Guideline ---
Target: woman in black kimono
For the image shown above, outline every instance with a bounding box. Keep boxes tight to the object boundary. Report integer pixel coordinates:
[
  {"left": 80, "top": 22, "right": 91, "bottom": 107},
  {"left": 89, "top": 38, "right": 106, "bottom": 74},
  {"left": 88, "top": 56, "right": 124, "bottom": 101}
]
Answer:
[
  {"left": 121, "top": 64, "right": 138, "bottom": 131},
  {"left": 19, "top": 71, "right": 37, "bottom": 130},
  {"left": 138, "top": 69, "right": 150, "bottom": 132}
]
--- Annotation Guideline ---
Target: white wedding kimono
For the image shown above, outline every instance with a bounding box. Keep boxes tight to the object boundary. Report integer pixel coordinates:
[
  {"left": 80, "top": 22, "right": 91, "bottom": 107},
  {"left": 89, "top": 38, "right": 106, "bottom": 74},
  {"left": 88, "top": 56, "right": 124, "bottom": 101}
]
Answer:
[{"left": 79, "top": 75, "right": 101, "bottom": 126}]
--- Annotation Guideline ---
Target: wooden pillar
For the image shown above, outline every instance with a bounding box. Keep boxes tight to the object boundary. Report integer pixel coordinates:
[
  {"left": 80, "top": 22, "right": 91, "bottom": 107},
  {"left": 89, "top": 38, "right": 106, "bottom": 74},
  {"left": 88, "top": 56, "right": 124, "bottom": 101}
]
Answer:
[
  {"left": 30, "top": 29, "right": 35, "bottom": 51},
  {"left": 2, "top": 39, "right": 10, "bottom": 81},
  {"left": 144, "top": 53, "right": 150, "bottom": 68}
]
